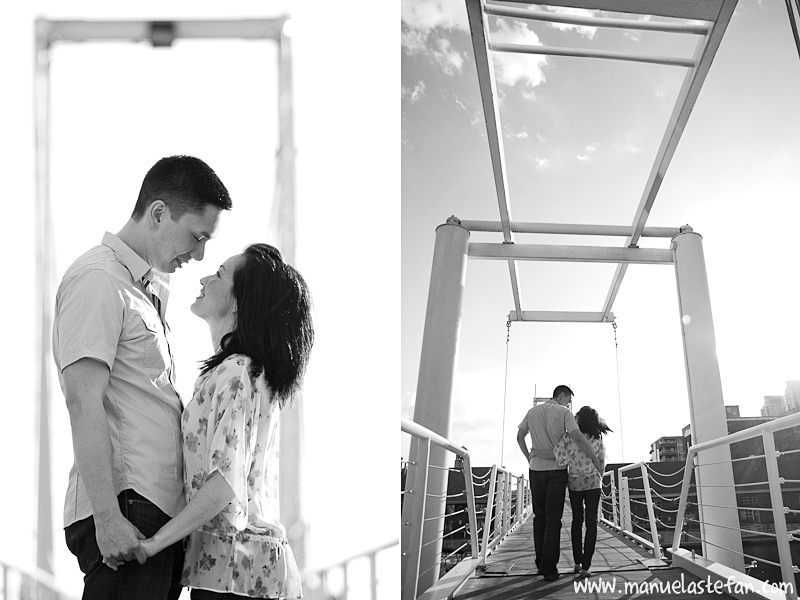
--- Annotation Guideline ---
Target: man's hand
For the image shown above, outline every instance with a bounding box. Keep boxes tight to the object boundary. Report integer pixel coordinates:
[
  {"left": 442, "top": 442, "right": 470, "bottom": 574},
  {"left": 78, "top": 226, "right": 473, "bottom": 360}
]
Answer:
[{"left": 95, "top": 513, "right": 147, "bottom": 570}]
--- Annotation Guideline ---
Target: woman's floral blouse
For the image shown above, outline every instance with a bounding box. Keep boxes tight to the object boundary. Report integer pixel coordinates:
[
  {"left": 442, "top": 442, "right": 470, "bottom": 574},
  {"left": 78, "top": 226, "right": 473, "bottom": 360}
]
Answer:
[
  {"left": 564, "top": 433, "right": 606, "bottom": 492},
  {"left": 181, "top": 354, "right": 302, "bottom": 598}
]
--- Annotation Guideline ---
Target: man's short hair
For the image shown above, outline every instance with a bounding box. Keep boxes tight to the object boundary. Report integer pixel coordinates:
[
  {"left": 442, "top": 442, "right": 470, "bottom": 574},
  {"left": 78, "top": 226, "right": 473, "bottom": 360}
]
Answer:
[
  {"left": 552, "top": 384, "right": 574, "bottom": 400},
  {"left": 131, "top": 155, "right": 232, "bottom": 221}
]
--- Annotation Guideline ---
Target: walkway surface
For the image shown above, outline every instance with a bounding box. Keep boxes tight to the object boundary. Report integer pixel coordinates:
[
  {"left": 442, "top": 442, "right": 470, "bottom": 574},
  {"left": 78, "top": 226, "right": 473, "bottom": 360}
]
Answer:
[{"left": 455, "top": 505, "right": 733, "bottom": 600}]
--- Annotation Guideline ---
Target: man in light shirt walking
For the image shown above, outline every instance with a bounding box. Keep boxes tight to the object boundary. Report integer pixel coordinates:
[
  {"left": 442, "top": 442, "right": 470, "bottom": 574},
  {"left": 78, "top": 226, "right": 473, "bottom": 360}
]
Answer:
[{"left": 517, "top": 385, "right": 602, "bottom": 581}]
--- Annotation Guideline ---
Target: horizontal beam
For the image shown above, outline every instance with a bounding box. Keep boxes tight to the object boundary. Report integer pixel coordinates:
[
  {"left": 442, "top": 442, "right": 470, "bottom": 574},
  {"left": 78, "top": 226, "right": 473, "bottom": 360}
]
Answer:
[
  {"left": 40, "top": 18, "right": 286, "bottom": 45},
  {"left": 460, "top": 220, "right": 681, "bottom": 238},
  {"left": 509, "top": 311, "right": 616, "bottom": 323},
  {"left": 483, "top": 4, "right": 710, "bottom": 34},
  {"left": 494, "top": 0, "right": 725, "bottom": 21},
  {"left": 468, "top": 242, "right": 674, "bottom": 264},
  {"left": 490, "top": 42, "right": 695, "bottom": 68}
]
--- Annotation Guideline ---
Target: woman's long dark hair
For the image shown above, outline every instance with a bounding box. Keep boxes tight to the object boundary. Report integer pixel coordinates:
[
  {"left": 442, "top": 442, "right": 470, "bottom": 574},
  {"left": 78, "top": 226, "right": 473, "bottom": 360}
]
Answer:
[
  {"left": 575, "top": 406, "right": 612, "bottom": 440},
  {"left": 200, "top": 243, "right": 314, "bottom": 408}
]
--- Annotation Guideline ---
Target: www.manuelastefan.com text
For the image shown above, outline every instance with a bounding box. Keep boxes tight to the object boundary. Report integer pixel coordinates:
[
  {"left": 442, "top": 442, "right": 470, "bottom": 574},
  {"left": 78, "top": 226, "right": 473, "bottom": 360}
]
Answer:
[{"left": 573, "top": 573, "right": 793, "bottom": 596}]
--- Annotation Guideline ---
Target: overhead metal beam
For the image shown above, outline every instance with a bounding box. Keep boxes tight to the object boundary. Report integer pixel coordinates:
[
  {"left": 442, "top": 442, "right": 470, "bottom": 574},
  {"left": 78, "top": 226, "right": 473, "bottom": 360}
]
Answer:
[
  {"left": 42, "top": 18, "right": 286, "bottom": 44},
  {"left": 509, "top": 311, "right": 616, "bottom": 323},
  {"left": 483, "top": 4, "right": 710, "bottom": 34},
  {"left": 469, "top": 243, "right": 674, "bottom": 264},
  {"left": 494, "top": 0, "right": 726, "bottom": 21},
  {"left": 465, "top": 0, "right": 522, "bottom": 318},
  {"left": 490, "top": 42, "right": 696, "bottom": 68},
  {"left": 600, "top": 0, "right": 738, "bottom": 320},
  {"left": 460, "top": 220, "right": 682, "bottom": 237}
]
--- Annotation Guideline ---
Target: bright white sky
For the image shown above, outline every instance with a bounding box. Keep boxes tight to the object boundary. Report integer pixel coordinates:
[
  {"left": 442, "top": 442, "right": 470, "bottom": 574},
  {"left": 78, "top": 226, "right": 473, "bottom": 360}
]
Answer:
[
  {"left": 2, "top": 1, "right": 397, "bottom": 598},
  {"left": 402, "top": 0, "right": 800, "bottom": 481}
]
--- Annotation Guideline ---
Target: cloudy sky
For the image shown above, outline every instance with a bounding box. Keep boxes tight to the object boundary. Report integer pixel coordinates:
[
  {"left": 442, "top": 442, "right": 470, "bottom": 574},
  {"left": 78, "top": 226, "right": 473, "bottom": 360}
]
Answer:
[
  {"left": 402, "top": 0, "right": 800, "bottom": 478},
  {"left": 3, "top": 1, "right": 397, "bottom": 597}
]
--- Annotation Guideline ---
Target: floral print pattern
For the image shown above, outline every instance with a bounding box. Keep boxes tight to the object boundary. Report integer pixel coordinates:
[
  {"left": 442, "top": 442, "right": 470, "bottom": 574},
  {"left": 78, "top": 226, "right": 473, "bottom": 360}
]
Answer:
[
  {"left": 563, "top": 433, "right": 606, "bottom": 491},
  {"left": 181, "top": 355, "right": 302, "bottom": 598}
]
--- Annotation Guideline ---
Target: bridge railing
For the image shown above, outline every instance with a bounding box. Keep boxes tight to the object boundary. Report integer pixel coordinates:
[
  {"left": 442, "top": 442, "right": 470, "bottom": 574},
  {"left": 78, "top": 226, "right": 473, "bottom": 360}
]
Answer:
[
  {"left": 401, "top": 418, "right": 530, "bottom": 600},
  {"left": 671, "top": 411, "right": 800, "bottom": 600},
  {"left": 302, "top": 539, "right": 399, "bottom": 600},
  {"left": 0, "top": 560, "right": 77, "bottom": 600}
]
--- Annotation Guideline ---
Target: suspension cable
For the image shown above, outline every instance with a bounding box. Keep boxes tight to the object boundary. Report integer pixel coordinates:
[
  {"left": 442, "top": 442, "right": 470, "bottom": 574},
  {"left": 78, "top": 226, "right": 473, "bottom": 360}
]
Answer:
[
  {"left": 612, "top": 320, "right": 625, "bottom": 461},
  {"left": 501, "top": 317, "right": 511, "bottom": 466}
]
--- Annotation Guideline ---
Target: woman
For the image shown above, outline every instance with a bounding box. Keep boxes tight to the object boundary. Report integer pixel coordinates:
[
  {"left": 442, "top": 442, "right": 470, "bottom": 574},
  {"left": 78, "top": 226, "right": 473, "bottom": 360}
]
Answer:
[
  {"left": 141, "top": 243, "right": 312, "bottom": 598},
  {"left": 563, "top": 406, "right": 611, "bottom": 578}
]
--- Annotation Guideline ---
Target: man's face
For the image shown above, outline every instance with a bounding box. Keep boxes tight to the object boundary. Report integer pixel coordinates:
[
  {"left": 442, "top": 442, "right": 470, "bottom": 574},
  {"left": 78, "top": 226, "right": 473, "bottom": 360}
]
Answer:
[{"left": 151, "top": 204, "right": 222, "bottom": 273}]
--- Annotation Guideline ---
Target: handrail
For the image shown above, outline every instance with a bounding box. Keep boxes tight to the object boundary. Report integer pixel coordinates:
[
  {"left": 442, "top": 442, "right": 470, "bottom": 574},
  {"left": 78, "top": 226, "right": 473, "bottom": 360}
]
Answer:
[
  {"left": 401, "top": 419, "right": 531, "bottom": 600},
  {"left": 671, "top": 411, "right": 800, "bottom": 600},
  {"left": 303, "top": 540, "right": 398, "bottom": 600},
  {"left": 0, "top": 558, "right": 77, "bottom": 600}
]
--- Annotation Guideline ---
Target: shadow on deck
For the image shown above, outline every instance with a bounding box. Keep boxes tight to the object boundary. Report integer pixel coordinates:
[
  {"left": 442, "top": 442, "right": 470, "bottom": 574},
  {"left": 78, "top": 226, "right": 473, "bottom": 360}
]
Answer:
[{"left": 455, "top": 504, "right": 733, "bottom": 600}]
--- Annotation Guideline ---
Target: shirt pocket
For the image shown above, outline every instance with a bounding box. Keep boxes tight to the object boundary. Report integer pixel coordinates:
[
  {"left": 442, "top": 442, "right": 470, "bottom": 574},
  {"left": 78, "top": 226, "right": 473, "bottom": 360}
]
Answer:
[{"left": 139, "top": 310, "right": 170, "bottom": 371}]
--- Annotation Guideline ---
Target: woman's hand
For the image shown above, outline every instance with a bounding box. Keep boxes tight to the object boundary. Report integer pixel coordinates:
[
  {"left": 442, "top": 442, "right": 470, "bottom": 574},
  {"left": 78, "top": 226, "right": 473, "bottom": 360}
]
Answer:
[{"left": 139, "top": 537, "right": 163, "bottom": 561}]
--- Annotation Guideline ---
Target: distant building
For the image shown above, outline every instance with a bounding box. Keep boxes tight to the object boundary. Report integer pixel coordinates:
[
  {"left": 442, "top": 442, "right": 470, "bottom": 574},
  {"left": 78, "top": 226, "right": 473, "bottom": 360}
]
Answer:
[
  {"left": 649, "top": 436, "right": 688, "bottom": 462},
  {"left": 762, "top": 395, "right": 787, "bottom": 417},
  {"left": 786, "top": 381, "right": 800, "bottom": 414}
]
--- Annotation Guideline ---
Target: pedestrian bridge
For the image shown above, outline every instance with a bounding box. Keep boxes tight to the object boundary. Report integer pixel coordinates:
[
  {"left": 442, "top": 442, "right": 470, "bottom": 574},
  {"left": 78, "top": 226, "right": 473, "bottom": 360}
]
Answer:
[{"left": 401, "top": 413, "right": 800, "bottom": 600}]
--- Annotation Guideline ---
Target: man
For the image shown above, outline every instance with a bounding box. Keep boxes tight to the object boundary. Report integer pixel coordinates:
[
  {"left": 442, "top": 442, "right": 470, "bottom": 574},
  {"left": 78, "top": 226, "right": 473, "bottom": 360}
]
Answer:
[
  {"left": 517, "top": 385, "right": 602, "bottom": 581},
  {"left": 54, "top": 156, "right": 231, "bottom": 599}
]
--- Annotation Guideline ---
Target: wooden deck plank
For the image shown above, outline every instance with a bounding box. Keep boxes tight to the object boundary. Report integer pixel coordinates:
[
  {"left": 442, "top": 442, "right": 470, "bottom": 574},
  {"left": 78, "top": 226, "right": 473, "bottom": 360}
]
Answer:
[{"left": 457, "top": 505, "right": 733, "bottom": 600}]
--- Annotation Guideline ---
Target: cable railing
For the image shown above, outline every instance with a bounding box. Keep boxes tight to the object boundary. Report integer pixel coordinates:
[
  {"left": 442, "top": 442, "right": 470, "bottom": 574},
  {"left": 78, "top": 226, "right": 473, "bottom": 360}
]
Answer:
[
  {"left": 302, "top": 539, "right": 399, "bottom": 600},
  {"left": 0, "top": 559, "right": 77, "bottom": 600},
  {"left": 401, "top": 418, "right": 531, "bottom": 600},
  {"left": 671, "top": 411, "right": 800, "bottom": 600}
]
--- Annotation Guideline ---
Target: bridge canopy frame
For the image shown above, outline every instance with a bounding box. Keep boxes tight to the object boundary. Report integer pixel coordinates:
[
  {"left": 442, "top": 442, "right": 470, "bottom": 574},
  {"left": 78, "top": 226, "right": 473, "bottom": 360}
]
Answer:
[{"left": 32, "top": 15, "right": 301, "bottom": 577}]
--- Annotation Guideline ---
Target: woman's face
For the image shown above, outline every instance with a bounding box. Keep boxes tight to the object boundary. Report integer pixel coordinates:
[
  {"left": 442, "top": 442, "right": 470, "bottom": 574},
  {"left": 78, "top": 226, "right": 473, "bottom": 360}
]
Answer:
[{"left": 190, "top": 253, "right": 244, "bottom": 321}]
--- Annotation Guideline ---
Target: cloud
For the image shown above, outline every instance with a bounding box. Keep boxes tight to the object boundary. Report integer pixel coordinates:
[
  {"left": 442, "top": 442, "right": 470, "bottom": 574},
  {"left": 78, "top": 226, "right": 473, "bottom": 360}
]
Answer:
[
  {"left": 504, "top": 125, "right": 529, "bottom": 139},
  {"left": 402, "top": 80, "right": 427, "bottom": 103},
  {"left": 533, "top": 156, "right": 550, "bottom": 169},
  {"left": 491, "top": 18, "right": 549, "bottom": 90},
  {"left": 432, "top": 38, "right": 464, "bottom": 75},
  {"left": 401, "top": 0, "right": 467, "bottom": 33},
  {"left": 577, "top": 143, "right": 598, "bottom": 161},
  {"left": 402, "top": 0, "right": 468, "bottom": 76},
  {"left": 541, "top": 6, "right": 598, "bottom": 39}
]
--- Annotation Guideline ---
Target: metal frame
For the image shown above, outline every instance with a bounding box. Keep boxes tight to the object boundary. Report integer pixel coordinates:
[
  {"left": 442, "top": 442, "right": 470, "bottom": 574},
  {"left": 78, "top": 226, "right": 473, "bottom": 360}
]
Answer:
[
  {"left": 463, "top": 0, "right": 739, "bottom": 324},
  {"left": 33, "top": 16, "right": 297, "bottom": 575}
]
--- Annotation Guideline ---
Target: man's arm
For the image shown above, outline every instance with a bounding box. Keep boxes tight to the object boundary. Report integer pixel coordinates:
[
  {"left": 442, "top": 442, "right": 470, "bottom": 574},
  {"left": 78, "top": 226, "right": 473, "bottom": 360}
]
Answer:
[
  {"left": 517, "top": 429, "right": 530, "bottom": 461},
  {"left": 568, "top": 429, "right": 603, "bottom": 473},
  {"left": 63, "top": 358, "right": 146, "bottom": 564}
]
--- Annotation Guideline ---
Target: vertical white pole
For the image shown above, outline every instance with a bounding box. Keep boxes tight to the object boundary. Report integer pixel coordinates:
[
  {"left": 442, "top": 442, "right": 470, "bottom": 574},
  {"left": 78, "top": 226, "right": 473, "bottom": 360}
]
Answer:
[
  {"left": 33, "top": 19, "right": 54, "bottom": 577},
  {"left": 401, "top": 437, "right": 431, "bottom": 600},
  {"left": 640, "top": 465, "right": 662, "bottom": 560},
  {"left": 275, "top": 22, "right": 308, "bottom": 574},
  {"left": 408, "top": 217, "right": 469, "bottom": 594},
  {"left": 672, "top": 228, "right": 744, "bottom": 570},
  {"left": 611, "top": 475, "right": 618, "bottom": 528},
  {"left": 762, "top": 432, "right": 797, "bottom": 600}
]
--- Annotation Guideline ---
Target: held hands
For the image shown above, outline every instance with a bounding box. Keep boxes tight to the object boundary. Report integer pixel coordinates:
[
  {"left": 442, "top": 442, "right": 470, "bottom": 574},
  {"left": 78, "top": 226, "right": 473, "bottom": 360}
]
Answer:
[
  {"left": 96, "top": 513, "right": 147, "bottom": 571},
  {"left": 101, "top": 535, "right": 163, "bottom": 570}
]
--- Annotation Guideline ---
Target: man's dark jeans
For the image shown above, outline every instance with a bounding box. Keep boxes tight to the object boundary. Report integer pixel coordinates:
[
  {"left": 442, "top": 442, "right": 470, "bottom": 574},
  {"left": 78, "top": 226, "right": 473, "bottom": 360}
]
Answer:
[
  {"left": 530, "top": 468, "right": 568, "bottom": 576},
  {"left": 65, "top": 489, "right": 184, "bottom": 600},
  {"left": 569, "top": 487, "right": 602, "bottom": 570}
]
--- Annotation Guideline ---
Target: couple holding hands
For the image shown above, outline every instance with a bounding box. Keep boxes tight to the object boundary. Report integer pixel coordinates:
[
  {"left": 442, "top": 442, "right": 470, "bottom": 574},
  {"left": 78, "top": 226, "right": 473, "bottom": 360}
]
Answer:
[{"left": 55, "top": 156, "right": 312, "bottom": 599}]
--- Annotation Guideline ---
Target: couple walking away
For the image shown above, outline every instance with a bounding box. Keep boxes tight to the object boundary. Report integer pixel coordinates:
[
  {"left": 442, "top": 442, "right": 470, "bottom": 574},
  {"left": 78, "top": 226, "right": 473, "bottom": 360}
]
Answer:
[
  {"left": 517, "top": 385, "right": 612, "bottom": 581},
  {"left": 55, "top": 156, "right": 314, "bottom": 599}
]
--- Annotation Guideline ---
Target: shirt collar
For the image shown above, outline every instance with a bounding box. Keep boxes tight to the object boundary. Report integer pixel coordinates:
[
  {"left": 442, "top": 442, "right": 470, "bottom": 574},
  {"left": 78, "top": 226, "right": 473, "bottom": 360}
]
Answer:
[{"left": 101, "top": 232, "right": 170, "bottom": 291}]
